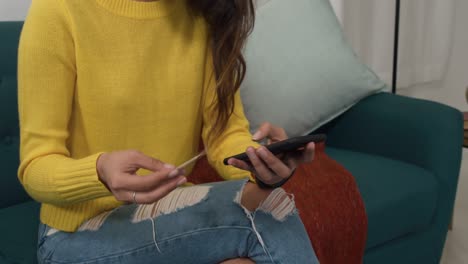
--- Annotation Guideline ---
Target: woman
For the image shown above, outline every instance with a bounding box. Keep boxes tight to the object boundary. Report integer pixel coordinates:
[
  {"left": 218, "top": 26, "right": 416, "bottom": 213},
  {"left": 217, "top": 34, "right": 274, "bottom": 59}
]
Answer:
[{"left": 18, "top": 0, "right": 319, "bottom": 263}]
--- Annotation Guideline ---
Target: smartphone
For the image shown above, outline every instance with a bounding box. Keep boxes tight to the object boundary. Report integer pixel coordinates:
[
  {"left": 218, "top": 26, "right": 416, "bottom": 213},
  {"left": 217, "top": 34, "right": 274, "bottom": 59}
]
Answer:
[{"left": 223, "top": 134, "right": 327, "bottom": 165}]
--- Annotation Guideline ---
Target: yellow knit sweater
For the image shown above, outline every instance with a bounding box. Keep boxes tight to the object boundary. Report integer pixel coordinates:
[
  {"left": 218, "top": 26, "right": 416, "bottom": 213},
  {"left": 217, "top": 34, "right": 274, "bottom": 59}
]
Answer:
[{"left": 18, "top": 0, "right": 258, "bottom": 232}]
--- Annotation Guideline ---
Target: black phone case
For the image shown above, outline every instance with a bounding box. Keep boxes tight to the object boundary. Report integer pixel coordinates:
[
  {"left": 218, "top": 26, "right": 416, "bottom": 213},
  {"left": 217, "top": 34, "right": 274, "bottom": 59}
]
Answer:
[{"left": 223, "top": 134, "right": 327, "bottom": 165}]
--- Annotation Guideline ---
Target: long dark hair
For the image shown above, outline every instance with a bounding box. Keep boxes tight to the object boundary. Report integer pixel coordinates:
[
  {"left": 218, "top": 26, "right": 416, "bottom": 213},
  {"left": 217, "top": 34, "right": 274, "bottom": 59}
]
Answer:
[{"left": 188, "top": 0, "right": 255, "bottom": 138}]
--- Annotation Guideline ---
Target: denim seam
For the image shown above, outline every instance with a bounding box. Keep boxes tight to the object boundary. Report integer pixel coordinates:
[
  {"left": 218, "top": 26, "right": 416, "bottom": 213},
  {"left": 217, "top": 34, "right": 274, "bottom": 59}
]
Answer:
[
  {"left": 44, "top": 226, "right": 254, "bottom": 264},
  {"left": 37, "top": 224, "right": 50, "bottom": 249},
  {"left": 43, "top": 234, "right": 75, "bottom": 264}
]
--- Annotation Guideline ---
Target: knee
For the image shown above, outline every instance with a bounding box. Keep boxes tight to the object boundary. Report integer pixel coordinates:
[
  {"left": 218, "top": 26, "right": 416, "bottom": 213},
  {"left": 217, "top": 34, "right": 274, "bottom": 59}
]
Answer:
[
  {"left": 239, "top": 182, "right": 296, "bottom": 221},
  {"left": 240, "top": 182, "right": 272, "bottom": 211}
]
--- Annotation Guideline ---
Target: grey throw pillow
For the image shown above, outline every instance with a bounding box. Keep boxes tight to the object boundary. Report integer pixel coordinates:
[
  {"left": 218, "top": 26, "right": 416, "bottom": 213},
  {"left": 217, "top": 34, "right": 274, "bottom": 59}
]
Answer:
[{"left": 241, "top": 0, "right": 386, "bottom": 137}]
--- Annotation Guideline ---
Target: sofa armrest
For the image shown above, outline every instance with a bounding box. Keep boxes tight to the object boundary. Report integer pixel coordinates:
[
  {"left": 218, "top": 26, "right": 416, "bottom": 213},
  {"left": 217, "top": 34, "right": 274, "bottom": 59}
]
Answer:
[{"left": 325, "top": 92, "right": 463, "bottom": 190}]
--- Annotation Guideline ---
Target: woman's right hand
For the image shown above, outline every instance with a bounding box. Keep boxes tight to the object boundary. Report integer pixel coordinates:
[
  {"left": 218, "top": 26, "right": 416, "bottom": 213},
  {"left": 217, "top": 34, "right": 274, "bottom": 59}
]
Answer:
[{"left": 96, "top": 150, "right": 187, "bottom": 204}]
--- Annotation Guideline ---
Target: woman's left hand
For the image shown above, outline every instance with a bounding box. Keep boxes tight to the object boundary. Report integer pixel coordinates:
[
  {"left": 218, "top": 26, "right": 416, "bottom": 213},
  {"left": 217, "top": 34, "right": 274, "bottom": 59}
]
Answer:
[{"left": 227, "top": 122, "right": 315, "bottom": 186}]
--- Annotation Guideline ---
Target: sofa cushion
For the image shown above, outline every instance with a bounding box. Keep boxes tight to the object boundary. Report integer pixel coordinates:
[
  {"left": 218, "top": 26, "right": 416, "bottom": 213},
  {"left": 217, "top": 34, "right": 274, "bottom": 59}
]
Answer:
[
  {"left": 241, "top": 0, "right": 386, "bottom": 137},
  {"left": 0, "top": 201, "right": 40, "bottom": 264},
  {"left": 326, "top": 147, "right": 438, "bottom": 250}
]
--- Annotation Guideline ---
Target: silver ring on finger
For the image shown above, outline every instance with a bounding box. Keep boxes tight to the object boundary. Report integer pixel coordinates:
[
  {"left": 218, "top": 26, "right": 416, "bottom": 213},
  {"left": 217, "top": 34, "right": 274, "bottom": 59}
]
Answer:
[{"left": 132, "top": 191, "right": 138, "bottom": 204}]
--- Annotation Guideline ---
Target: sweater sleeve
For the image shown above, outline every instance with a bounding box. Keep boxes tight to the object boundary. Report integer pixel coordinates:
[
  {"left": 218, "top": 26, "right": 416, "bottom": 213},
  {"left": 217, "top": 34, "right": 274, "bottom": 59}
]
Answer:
[
  {"left": 17, "top": 0, "right": 111, "bottom": 206},
  {"left": 201, "top": 53, "right": 260, "bottom": 181}
]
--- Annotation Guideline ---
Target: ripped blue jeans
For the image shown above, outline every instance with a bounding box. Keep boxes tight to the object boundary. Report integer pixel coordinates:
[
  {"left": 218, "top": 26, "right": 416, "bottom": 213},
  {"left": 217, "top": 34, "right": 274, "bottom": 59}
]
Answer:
[{"left": 37, "top": 179, "right": 319, "bottom": 264}]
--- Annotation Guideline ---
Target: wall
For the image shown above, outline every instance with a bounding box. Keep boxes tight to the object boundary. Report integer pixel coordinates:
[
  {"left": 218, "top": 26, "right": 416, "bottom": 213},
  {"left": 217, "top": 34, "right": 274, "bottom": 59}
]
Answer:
[
  {"left": 0, "top": 0, "right": 31, "bottom": 21},
  {"left": 396, "top": 0, "right": 468, "bottom": 112}
]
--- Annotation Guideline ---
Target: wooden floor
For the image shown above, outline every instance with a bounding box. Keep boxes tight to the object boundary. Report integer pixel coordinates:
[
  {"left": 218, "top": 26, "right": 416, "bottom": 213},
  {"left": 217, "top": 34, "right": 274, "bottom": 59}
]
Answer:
[{"left": 441, "top": 148, "right": 468, "bottom": 263}]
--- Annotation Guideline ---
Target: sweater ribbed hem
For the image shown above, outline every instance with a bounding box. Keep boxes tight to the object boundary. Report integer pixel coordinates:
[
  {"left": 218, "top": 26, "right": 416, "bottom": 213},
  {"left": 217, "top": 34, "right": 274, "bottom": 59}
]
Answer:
[
  {"left": 54, "top": 152, "right": 111, "bottom": 202},
  {"left": 40, "top": 197, "right": 122, "bottom": 232},
  {"left": 95, "top": 0, "right": 179, "bottom": 19}
]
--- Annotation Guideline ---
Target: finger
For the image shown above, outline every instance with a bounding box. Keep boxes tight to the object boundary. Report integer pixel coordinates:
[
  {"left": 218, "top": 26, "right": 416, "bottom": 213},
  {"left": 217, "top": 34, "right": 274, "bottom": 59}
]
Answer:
[
  {"left": 252, "top": 122, "right": 288, "bottom": 142},
  {"left": 252, "top": 122, "right": 272, "bottom": 141},
  {"left": 227, "top": 158, "right": 254, "bottom": 172},
  {"left": 246, "top": 147, "right": 276, "bottom": 183},
  {"left": 109, "top": 166, "right": 184, "bottom": 192},
  {"left": 302, "top": 142, "right": 315, "bottom": 163},
  {"left": 133, "top": 176, "right": 187, "bottom": 204},
  {"left": 256, "top": 146, "right": 292, "bottom": 179},
  {"left": 128, "top": 150, "right": 166, "bottom": 172}
]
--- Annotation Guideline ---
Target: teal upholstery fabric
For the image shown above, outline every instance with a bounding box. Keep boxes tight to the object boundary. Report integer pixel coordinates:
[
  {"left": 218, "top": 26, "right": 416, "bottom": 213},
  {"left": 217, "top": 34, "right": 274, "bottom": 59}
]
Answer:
[
  {"left": 326, "top": 147, "right": 438, "bottom": 249},
  {"left": 0, "top": 22, "right": 30, "bottom": 209},
  {"left": 318, "top": 92, "right": 463, "bottom": 262},
  {"left": 363, "top": 223, "right": 453, "bottom": 264},
  {"left": 0, "top": 201, "right": 40, "bottom": 264},
  {"left": 0, "top": 22, "right": 39, "bottom": 264}
]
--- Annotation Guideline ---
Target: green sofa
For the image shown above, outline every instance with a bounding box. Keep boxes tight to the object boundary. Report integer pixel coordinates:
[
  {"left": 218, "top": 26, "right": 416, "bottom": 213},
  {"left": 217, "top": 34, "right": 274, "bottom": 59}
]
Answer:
[{"left": 0, "top": 21, "right": 463, "bottom": 264}]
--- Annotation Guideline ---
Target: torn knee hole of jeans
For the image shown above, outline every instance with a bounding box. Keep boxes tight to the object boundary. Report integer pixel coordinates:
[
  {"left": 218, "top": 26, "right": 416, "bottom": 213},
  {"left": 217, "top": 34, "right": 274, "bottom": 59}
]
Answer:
[
  {"left": 78, "top": 209, "right": 115, "bottom": 232},
  {"left": 234, "top": 185, "right": 296, "bottom": 222},
  {"left": 132, "top": 185, "right": 211, "bottom": 223},
  {"left": 258, "top": 188, "right": 296, "bottom": 222},
  {"left": 78, "top": 185, "right": 211, "bottom": 233}
]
